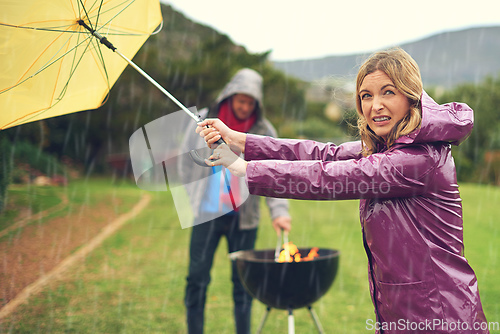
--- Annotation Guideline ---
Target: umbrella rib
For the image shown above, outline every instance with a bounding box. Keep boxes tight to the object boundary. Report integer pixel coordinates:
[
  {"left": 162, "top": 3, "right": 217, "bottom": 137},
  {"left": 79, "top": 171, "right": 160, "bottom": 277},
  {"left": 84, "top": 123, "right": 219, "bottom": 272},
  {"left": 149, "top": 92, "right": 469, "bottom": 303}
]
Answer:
[
  {"left": 75, "top": 0, "right": 152, "bottom": 38},
  {"left": 95, "top": 0, "right": 104, "bottom": 31},
  {"left": 87, "top": 0, "right": 131, "bottom": 24},
  {"left": 96, "top": 20, "right": 163, "bottom": 36},
  {"left": 80, "top": 0, "right": 104, "bottom": 28},
  {"left": 91, "top": 0, "right": 163, "bottom": 37},
  {"left": 54, "top": 30, "right": 93, "bottom": 101},
  {"left": 77, "top": 0, "right": 107, "bottom": 79},
  {"left": 69, "top": 0, "right": 78, "bottom": 18},
  {"left": 0, "top": 22, "right": 80, "bottom": 34},
  {"left": 2, "top": 33, "right": 98, "bottom": 128},
  {"left": 0, "top": 21, "right": 157, "bottom": 36},
  {"left": 54, "top": 23, "right": 113, "bottom": 104},
  {"left": 79, "top": 0, "right": 95, "bottom": 30},
  {"left": 0, "top": 28, "right": 96, "bottom": 94},
  {"left": 1, "top": 0, "right": 147, "bottom": 95},
  {"left": 3, "top": 43, "right": 82, "bottom": 127},
  {"left": 52, "top": 27, "right": 111, "bottom": 105},
  {"left": 1, "top": 26, "right": 76, "bottom": 93},
  {"left": 88, "top": 34, "right": 112, "bottom": 91},
  {"left": 46, "top": 41, "right": 72, "bottom": 111},
  {"left": 0, "top": 0, "right": 159, "bottom": 36},
  {"left": 89, "top": 0, "right": 143, "bottom": 36}
]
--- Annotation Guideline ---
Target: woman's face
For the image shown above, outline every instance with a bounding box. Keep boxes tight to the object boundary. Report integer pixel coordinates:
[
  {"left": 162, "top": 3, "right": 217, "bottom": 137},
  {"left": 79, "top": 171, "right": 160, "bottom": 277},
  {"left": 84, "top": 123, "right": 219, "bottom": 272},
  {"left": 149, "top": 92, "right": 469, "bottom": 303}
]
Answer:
[{"left": 359, "top": 70, "right": 410, "bottom": 141}]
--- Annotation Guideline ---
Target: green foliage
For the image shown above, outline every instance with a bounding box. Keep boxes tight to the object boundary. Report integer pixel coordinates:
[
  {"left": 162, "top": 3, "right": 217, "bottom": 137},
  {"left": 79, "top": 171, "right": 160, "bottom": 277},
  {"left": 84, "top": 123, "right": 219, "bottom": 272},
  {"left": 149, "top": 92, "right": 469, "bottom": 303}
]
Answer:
[
  {"left": 436, "top": 74, "right": 500, "bottom": 183},
  {"left": 0, "top": 137, "right": 13, "bottom": 212},
  {"left": 283, "top": 117, "right": 347, "bottom": 140},
  {"left": 274, "top": 96, "right": 359, "bottom": 141},
  {"left": 0, "top": 137, "right": 68, "bottom": 214},
  {"left": 0, "top": 186, "right": 61, "bottom": 232},
  {"left": 258, "top": 66, "right": 306, "bottom": 129},
  {"left": 9, "top": 141, "right": 66, "bottom": 181}
]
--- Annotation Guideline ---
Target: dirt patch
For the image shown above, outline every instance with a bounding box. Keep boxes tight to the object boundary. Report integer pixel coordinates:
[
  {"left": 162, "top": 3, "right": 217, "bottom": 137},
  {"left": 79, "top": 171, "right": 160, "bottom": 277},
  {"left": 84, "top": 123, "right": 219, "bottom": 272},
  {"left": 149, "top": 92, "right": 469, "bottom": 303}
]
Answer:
[{"left": 0, "top": 198, "right": 122, "bottom": 307}]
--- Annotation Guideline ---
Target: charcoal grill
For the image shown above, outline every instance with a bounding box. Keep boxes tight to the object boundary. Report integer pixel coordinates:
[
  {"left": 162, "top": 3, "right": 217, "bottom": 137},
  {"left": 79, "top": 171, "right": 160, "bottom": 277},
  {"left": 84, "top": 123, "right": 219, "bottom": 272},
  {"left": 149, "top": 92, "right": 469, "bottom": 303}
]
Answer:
[{"left": 231, "top": 247, "right": 339, "bottom": 334}]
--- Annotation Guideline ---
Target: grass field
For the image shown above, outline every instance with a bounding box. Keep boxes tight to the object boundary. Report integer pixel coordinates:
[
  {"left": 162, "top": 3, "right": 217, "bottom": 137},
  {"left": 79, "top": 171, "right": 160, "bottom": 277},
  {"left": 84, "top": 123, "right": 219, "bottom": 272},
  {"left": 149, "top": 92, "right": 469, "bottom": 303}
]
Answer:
[{"left": 0, "top": 180, "right": 498, "bottom": 333}]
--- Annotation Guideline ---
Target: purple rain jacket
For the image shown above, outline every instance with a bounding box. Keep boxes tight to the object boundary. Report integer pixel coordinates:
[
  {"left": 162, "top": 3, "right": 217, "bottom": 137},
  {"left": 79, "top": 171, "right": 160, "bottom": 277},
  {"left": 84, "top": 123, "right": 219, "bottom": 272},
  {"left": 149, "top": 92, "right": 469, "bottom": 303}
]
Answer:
[{"left": 244, "top": 92, "right": 488, "bottom": 333}]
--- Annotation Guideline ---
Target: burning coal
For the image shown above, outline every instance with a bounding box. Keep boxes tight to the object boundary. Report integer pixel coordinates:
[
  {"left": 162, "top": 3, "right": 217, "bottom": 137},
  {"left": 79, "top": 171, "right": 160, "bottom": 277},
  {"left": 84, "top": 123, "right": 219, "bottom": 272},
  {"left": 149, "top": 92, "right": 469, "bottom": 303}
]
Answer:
[{"left": 278, "top": 242, "right": 319, "bottom": 262}]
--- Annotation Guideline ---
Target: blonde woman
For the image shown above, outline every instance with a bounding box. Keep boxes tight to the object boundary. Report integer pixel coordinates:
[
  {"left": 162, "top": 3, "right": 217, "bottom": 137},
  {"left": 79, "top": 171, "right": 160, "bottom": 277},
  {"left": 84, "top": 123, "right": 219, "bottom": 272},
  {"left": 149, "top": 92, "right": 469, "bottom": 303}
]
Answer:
[{"left": 198, "top": 48, "right": 488, "bottom": 333}]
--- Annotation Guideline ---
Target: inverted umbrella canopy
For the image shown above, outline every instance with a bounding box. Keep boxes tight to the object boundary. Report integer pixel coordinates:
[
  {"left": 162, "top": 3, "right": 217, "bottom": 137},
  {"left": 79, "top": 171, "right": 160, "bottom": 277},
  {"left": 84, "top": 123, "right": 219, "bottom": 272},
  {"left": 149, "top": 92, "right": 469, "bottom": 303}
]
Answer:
[{"left": 0, "top": 0, "right": 163, "bottom": 129}]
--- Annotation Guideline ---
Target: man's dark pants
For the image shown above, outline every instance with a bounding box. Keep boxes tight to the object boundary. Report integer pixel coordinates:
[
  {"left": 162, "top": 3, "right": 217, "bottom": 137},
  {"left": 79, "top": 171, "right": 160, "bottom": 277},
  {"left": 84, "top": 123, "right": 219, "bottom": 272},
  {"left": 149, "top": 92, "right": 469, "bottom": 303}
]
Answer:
[{"left": 185, "top": 213, "right": 257, "bottom": 334}]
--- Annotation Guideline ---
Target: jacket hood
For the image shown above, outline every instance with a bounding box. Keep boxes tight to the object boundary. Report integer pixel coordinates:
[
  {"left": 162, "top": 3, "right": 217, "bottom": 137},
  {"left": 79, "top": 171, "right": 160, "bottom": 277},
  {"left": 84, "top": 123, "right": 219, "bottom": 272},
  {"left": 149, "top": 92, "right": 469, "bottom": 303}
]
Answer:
[
  {"left": 215, "top": 68, "right": 264, "bottom": 111},
  {"left": 395, "top": 91, "right": 473, "bottom": 146}
]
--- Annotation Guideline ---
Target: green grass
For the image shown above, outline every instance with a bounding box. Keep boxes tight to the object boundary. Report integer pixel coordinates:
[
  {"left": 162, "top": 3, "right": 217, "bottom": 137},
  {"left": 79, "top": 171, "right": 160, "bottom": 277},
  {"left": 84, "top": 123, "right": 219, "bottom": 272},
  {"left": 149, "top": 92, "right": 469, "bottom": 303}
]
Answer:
[
  {"left": 0, "top": 178, "right": 140, "bottom": 242},
  {"left": 0, "top": 185, "right": 62, "bottom": 231},
  {"left": 0, "top": 182, "right": 499, "bottom": 333},
  {"left": 461, "top": 184, "right": 500, "bottom": 321}
]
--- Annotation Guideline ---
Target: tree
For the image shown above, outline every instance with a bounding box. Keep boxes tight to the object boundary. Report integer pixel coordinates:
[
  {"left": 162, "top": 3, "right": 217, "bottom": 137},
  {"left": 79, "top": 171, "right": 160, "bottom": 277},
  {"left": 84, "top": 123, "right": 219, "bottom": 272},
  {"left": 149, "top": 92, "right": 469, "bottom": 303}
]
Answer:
[{"left": 437, "top": 74, "right": 500, "bottom": 183}]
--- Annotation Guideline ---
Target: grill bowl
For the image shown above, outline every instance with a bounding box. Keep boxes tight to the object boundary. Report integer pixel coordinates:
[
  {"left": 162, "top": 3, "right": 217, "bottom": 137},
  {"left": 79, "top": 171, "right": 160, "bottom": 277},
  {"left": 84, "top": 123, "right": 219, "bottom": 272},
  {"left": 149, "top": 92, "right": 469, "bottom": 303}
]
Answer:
[{"left": 232, "top": 248, "right": 339, "bottom": 310}]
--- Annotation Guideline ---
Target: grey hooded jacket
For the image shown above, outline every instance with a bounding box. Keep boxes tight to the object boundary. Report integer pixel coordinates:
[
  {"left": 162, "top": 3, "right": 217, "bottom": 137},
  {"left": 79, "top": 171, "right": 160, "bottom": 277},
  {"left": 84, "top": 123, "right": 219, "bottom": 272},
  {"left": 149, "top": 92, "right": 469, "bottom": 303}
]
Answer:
[{"left": 179, "top": 68, "right": 289, "bottom": 229}]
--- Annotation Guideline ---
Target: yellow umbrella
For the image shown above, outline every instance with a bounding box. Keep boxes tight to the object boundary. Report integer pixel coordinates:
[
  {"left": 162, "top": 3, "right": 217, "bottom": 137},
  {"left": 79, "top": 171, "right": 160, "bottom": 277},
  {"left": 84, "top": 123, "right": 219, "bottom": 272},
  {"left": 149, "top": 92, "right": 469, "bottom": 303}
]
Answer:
[{"left": 0, "top": 0, "right": 195, "bottom": 130}]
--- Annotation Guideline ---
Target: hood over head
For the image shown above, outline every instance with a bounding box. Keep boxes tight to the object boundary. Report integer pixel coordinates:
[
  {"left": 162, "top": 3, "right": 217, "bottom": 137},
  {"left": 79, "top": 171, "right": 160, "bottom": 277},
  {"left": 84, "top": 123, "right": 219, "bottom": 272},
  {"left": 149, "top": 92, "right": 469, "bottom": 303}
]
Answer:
[
  {"left": 396, "top": 91, "right": 473, "bottom": 146},
  {"left": 215, "top": 68, "right": 263, "bottom": 112}
]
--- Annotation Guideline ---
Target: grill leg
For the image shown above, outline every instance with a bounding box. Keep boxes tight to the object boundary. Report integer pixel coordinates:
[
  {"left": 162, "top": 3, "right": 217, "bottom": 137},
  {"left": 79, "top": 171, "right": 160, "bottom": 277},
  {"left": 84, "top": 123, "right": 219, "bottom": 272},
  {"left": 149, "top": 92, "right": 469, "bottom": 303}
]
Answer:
[
  {"left": 288, "top": 309, "right": 295, "bottom": 334},
  {"left": 256, "top": 306, "right": 271, "bottom": 334},
  {"left": 307, "top": 306, "right": 325, "bottom": 334}
]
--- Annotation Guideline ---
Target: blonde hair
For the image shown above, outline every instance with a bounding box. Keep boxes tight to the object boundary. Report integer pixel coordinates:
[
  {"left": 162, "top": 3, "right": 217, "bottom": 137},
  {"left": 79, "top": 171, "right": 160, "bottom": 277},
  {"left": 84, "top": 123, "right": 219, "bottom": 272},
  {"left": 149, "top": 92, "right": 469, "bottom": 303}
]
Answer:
[{"left": 356, "top": 48, "right": 423, "bottom": 156}]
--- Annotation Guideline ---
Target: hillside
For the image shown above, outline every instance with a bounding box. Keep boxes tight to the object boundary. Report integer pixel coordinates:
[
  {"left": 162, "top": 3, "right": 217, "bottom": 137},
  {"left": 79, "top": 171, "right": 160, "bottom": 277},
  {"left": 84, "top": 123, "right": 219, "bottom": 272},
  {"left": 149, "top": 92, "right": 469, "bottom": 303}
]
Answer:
[{"left": 272, "top": 26, "right": 500, "bottom": 88}]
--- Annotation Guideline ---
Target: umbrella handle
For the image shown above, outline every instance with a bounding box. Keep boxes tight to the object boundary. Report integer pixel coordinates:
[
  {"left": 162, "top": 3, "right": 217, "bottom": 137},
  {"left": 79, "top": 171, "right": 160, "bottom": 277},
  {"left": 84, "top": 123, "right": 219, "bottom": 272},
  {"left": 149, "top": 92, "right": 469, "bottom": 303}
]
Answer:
[
  {"left": 189, "top": 150, "right": 212, "bottom": 167},
  {"left": 189, "top": 137, "right": 226, "bottom": 167}
]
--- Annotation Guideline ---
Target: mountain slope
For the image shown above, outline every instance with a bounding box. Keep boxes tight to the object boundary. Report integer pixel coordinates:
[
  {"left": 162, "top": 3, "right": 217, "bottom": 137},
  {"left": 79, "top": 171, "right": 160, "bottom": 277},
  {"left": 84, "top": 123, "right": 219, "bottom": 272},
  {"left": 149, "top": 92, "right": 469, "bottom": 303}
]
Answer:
[{"left": 273, "top": 26, "right": 500, "bottom": 88}]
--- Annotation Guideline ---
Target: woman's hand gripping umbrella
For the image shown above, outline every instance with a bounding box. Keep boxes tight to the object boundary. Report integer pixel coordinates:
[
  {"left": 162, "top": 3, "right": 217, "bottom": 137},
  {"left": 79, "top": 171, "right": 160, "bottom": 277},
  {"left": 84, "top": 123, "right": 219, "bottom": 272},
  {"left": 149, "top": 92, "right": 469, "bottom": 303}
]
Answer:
[{"left": 197, "top": 118, "right": 249, "bottom": 177}]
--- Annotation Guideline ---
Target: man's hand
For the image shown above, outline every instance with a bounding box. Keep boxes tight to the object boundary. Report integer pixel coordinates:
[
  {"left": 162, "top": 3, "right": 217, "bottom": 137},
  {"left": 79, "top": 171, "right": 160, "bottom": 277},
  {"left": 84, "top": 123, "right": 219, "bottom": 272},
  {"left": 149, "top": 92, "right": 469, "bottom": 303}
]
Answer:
[{"left": 272, "top": 216, "right": 292, "bottom": 236}]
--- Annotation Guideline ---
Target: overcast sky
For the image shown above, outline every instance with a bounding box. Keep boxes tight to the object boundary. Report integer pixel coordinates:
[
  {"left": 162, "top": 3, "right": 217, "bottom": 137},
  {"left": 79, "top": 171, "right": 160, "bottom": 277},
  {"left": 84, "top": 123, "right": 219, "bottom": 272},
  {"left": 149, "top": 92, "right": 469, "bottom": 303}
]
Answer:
[{"left": 161, "top": 0, "right": 500, "bottom": 61}]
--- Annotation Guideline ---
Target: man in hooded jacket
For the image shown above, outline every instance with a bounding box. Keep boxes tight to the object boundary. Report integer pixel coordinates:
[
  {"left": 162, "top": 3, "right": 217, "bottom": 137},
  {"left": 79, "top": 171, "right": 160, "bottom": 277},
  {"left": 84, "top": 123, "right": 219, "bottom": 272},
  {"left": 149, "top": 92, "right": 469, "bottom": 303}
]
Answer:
[{"left": 182, "top": 68, "right": 291, "bottom": 334}]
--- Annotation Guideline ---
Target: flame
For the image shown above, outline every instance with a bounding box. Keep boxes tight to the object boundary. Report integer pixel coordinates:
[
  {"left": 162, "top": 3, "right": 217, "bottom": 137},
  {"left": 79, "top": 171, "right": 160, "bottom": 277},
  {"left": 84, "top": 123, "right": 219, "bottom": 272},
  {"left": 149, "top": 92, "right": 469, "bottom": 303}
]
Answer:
[{"left": 278, "top": 242, "right": 319, "bottom": 262}]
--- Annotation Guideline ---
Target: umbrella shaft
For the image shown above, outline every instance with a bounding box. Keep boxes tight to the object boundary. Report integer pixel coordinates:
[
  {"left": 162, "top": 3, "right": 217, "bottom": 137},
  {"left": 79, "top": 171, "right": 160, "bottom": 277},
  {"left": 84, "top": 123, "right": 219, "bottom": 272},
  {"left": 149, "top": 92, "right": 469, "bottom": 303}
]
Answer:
[
  {"left": 78, "top": 19, "right": 200, "bottom": 123},
  {"left": 115, "top": 50, "right": 199, "bottom": 122},
  {"left": 78, "top": 20, "right": 116, "bottom": 51}
]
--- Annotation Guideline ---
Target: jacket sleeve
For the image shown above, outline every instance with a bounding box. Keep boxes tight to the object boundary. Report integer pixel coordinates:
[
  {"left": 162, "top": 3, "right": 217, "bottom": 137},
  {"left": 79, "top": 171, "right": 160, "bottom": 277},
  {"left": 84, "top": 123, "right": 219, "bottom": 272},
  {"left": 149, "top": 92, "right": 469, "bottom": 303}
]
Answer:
[
  {"left": 245, "top": 134, "right": 363, "bottom": 162},
  {"left": 265, "top": 196, "right": 290, "bottom": 220},
  {"left": 246, "top": 144, "right": 439, "bottom": 201},
  {"left": 257, "top": 120, "right": 290, "bottom": 220}
]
